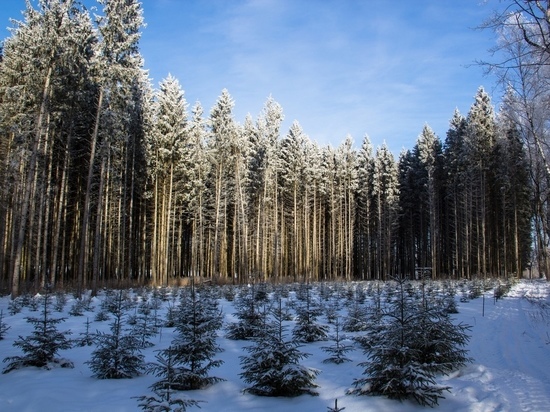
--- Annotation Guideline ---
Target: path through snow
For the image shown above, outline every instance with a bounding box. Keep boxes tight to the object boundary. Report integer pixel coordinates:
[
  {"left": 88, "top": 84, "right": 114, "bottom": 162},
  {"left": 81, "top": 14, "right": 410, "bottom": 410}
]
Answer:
[{"left": 448, "top": 280, "right": 550, "bottom": 412}]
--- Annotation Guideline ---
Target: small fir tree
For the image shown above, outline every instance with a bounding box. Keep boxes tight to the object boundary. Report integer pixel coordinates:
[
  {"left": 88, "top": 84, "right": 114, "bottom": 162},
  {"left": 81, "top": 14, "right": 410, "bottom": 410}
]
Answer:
[
  {"left": 95, "top": 289, "right": 134, "bottom": 322},
  {"left": 351, "top": 285, "right": 367, "bottom": 305},
  {"left": 69, "top": 300, "right": 85, "bottom": 316},
  {"left": 69, "top": 295, "right": 94, "bottom": 317},
  {"left": 54, "top": 292, "right": 67, "bottom": 312},
  {"left": 131, "top": 302, "right": 161, "bottom": 348},
  {"left": 324, "top": 293, "right": 343, "bottom": 325},
  {"left": 318, "top": 282, "right": 335, "bottom": 302},
  {"left": 253, "top": 282, "right": 270, "bottom": 303},
  {"left": 348, "top": 277, "right": 472, "bottom": 407},
  {"left": 352, "top": 303, "right": 385, "bottom": 352},
  {"left": 165, "top": 302, "right": 178, "bottom": 328},
  {"left": 28, "top": 295, "right": 40, "bottom": 311},
  {"left": 295, "top": 282, "right": 313, "bottom": 303},
  {"left": 75, "top": 317, "right": 94, "bottom": 347},
  {"left": 135, "top": 346, "right": 203, "bottom": 412},
  {"left": 94, "top": 308, "right": 110, "bottom": 321},
  {"left": 342, "top": 300, "right": 369, "bottom": 332},
  {"left": 292, "top": 284, "right": 328, "bottom": 343},
  {"left": 222, "top": 285, "right": 236, "bottom": 301},
  {"left": 0, "top": 310, "right": 11, "bottom": 340},
  {"left": 101, "top": 289, "right": 136, "bottom": 314},
  {"left": 280, "top": 299, "right": 295, "bottom": 321},
  {"left": 442, "top": 282, "right": 459, "bottom": 314},
  {"left": 327, "top": 398, "right": 345, "bottom": 412},
  {"left": 8, "top": 298, "right": 23, "bottom": 315},
  {"left": 151, "top": 287, "right": 168, "bottom": 308},
  {"left": 226, "top": 285, "right": 264, "bottom": 340},
  {"left": 86, "top": 291, "right": 144, "bottom": 379},
  {"left": 169, "top": 286, "right": 225, "bottom": 390},
  {"left": 240, "top": 298, "right": 319, "bottom": 397},
  {"left": 3, "top": 289, "right": 73, "bottom": 373},
  {"left": 321, "top": 316, "right": 353, "bottom": 364}
]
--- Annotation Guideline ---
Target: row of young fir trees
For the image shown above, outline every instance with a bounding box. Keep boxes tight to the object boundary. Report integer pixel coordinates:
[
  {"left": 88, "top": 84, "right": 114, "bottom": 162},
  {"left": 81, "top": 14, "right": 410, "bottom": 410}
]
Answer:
[
  {"left": 1, "top": 281, "right": 473, "bottom": 408},
  {"left": 0, "top": 0, "right": 533, "bottom": 297},
  {"left": 1, "top": 286, "right": 224, "bottom": 410}
]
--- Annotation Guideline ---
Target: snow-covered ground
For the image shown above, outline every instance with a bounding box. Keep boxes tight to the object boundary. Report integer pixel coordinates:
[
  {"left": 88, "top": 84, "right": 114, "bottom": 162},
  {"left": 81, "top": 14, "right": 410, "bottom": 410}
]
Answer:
[{"left": 0, "top": 279, "right": 549, "bottom": 412}]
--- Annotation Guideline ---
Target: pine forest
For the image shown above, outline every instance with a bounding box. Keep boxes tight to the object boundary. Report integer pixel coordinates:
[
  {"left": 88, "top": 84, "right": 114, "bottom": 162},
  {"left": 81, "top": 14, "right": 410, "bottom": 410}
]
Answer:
[{"left": 1, "top": 0, "right": 549, "bottom": 299}]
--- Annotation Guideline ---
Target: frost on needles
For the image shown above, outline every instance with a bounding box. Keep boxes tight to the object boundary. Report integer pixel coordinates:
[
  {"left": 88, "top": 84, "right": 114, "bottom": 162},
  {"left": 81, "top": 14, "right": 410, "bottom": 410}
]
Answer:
[
  {"left": 348, "top": 277, "right": 472, "bottom": 407},
  {"left": 239, "top": 298, "right": 320, "bottom": 397},
  {"left": 168, "top": 286, "right": 225, "bottom": 390},
  {"left": 86, "top": 290, "right": 145, "bottom": 379}
]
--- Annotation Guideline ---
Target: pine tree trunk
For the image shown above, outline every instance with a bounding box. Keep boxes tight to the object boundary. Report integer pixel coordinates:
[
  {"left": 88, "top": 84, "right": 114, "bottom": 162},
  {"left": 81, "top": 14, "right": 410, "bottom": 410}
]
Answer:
[
  {"left": 40, "top": 127, "right": 55, "bottom": 288},
  {"left": 166, "top": 161, "right": 174, "bottom": 284},
  {"left": 127, "top": 143, "right": 136, "bottom": 280},
  {"left": 213, "top": 163, "right": 223, "bottom": 278},
  {"left": 50, "top": 128, "right": 72, "bottom": 287},
  {"left": 11, "top": 65, "right": 53, "bottom": 298},
  {"left": 151, "top": 173, "right": 159, "bottom": 285},
  {"left": 0, "top": 132, "right": 15, "bottom": 282},
  {"left": 92, "top": 154, "right": 108, "bottom": 295},
  {"left": 78, "top": 88, "right": 104, "bottom": 297}
]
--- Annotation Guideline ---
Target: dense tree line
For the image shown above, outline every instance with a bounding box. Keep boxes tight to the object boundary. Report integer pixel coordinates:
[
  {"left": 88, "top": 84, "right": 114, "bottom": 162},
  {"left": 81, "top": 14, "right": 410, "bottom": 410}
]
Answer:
[{"left": 0, "top": 0, "right": 539, "bottom": 297}]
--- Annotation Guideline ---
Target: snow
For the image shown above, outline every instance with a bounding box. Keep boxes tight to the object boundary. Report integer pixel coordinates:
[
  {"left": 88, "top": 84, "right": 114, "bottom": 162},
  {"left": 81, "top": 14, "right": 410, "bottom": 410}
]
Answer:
[{"left": 0, "top": 279, "right": 549, "bottom": 411}]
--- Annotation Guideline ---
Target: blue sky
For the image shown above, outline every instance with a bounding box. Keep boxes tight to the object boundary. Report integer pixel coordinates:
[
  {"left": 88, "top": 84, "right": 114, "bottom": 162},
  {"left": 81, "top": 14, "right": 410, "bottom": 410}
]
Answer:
[{"left": 0, "top": 0, "right": 502, "bottom": 153}]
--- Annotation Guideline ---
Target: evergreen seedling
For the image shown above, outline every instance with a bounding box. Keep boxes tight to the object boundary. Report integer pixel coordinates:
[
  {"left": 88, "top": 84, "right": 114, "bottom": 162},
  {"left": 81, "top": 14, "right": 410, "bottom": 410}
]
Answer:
[
  {"left": 240, "top": 298, "right": 319, "bottom": 397},
  {"left": 75, "top": 317, "right": 94, "bottom": 347},
  {"left": 321, "top": 316, "right": 353, "bottom": 364},
  {"left": 3, "top": 289, "right": 73, "bottom": 373},
  {"left": 87, "top": 291, "right": 144, "bottom": 379},
  {"left": 292, "top": 284, "right": 328, "bottom": 343},
  {"left": 169, "top": 286, "right": 225, "bottom": 390},
  {"left": 349, "top": 277, "right": 472, "bottom": 407},
  {"left": 136, "top": 346, "right": 203, "bottom": 411},
  {"left": 54, "top": 292, "right": 67, "bottom": 312},
  {"left": 69, "top": 299, "right": 85, "bottom": 316},
  {"left": 8, "top": 298, "right": 23, "bottom": 315},
  {"left": 342, "top": 300, "right": 369, "bottom": 332},
  {"left": 327, "top": 398, "right": 345, "bottom": 412},
  {"left": 165, "top": 302, "right": 178, "bottom": 328},
  {"left": 0, "top": 310, "right": 10, "bottom": 340},
  {"left": 324, "top": 294, "right": 343, "bottom": 325},
  {"left": 222, "top": 285, "right": 236, "bottom": 301},
  {"left": 132, "top": 302, "right": 160, "bottom": 348},
  {"left": 69, "top": 295, "right": 94, "bottom": 316},
  {"left": 226, "top": 285, "right": 264, "bottom": 340},
  {"left": 28, "top": 295, "right": 40, "bottom": 311}
]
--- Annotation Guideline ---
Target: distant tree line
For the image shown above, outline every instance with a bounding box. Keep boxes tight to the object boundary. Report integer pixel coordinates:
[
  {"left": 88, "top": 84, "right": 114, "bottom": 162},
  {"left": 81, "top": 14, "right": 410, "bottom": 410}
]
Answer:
[{"left": 0, "top": 0, "right": 543, "bottom": 297}]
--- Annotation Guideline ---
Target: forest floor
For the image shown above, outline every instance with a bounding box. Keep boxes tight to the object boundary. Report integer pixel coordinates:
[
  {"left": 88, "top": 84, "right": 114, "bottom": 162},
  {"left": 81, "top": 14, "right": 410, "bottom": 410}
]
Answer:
[{"left": 0, "top": 279, "right": 549, "bottom": 411}]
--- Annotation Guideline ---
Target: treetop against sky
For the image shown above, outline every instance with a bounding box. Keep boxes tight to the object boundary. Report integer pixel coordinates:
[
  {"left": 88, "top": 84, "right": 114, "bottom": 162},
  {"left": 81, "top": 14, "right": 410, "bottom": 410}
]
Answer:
[{"left": 0, "top": 0, "right": 501, "bottom": 152}]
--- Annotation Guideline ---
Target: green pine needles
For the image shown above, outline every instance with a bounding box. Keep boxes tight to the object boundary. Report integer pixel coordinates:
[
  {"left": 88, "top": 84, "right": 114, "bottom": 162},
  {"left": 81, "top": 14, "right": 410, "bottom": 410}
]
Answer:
[
  {"left": 348, "top": 277, "right": 472, "bottom": 407},
  {"left": 240, "top": 298, "right": 320, "bottom": 397},
  {"left": 3, "top": 289, "right": 73, "bottom": 373}
]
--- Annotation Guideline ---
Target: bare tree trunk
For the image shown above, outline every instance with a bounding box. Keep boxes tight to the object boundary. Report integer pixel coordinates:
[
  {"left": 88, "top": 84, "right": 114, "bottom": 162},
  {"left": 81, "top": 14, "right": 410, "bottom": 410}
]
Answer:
[
  {"left": 77, "top": 88, "right": 104, "bottom": 297},
  {"left": 273, "top": 172, "right": 279, "bottom": 279},
  {"left": 151, "top": 172, "right": 159, "bottom": 284},
  {"left": 165, "top": 162, "right": 174, "bottom": 285},
  {"left": 255, "top": 193, "right": 261, "bottom": 276},
  {"left": 92, "top": 154, "right": 108, "bottom": 295},
  {"left": 213, "top": 163, "right": 223, "bottom": 278},
  {"left": 11, "top": 66, "right": 53, "bottom": 298},
  {"left": 0, "top": 132, "right": 15, "bottom": 282},
  {"left": 50, "top": 127, "right": 72, "bottom": 287},
  {"left": 40, "top": 121, "right": 55, "bottom": 288},
  {"left": 127, "top": 143, "right": 136, "bottom": 280},
  {"left": 236, "top": 162, "right": 248, "bottom": 280}
]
